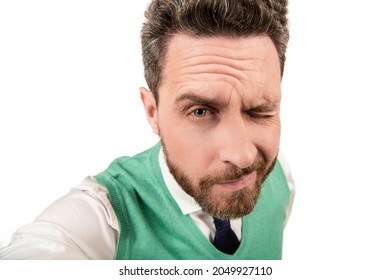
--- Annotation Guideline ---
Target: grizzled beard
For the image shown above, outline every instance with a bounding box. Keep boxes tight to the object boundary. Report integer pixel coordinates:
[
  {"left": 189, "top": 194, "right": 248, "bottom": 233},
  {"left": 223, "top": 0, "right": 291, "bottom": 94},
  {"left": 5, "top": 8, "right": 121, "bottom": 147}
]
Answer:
[{"left": 160, "top": 138, "right": 277, "bottom": 220}]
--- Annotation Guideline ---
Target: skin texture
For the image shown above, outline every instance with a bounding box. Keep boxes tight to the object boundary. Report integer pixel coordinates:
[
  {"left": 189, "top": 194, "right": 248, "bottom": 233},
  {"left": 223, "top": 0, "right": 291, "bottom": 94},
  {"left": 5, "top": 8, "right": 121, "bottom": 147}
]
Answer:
[{"left": 141, "top": 34, "right": 281, "bottom": 219}]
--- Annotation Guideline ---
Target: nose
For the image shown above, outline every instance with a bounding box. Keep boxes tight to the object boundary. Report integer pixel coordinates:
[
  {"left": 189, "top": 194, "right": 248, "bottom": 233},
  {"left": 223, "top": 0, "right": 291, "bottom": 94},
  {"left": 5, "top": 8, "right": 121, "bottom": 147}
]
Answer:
[{"left": 217, "top": 117, "right": 257, "bottom": 169}]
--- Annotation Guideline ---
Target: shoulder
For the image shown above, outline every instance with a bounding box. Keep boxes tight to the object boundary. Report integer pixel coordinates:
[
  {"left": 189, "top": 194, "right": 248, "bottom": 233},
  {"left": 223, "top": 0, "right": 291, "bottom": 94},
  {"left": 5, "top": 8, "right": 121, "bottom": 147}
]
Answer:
[
  {"left": 277, "top": 151, "right": 296, "bottom": 194},
  {"left": 277, "top": 151, "right": 296, "bottom": 226}
]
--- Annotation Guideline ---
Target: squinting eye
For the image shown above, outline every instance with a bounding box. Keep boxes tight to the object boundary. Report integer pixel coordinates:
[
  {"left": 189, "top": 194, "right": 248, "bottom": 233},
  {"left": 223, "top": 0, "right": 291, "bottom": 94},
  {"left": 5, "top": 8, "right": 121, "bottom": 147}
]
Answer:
[{"left": 192, "top": 108, "right": 208, "bottom": 117}]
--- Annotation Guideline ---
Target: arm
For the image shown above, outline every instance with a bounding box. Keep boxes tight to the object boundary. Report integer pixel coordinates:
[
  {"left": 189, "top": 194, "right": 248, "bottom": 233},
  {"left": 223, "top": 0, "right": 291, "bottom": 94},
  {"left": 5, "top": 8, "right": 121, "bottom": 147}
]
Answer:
[{"left": 0, "top": 177, "right": 118, "bottom": 259}]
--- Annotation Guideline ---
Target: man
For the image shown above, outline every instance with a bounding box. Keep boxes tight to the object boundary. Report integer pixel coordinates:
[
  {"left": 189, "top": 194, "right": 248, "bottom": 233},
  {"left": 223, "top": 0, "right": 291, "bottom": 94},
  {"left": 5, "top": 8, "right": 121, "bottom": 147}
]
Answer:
[{"left": 0, "top": 0, "right": 295, "bottom": 259}]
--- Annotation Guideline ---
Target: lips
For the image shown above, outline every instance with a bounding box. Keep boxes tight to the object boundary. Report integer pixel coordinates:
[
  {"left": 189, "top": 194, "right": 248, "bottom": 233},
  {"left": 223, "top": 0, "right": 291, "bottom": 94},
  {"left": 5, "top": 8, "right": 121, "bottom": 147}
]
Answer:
[{"left": 214, "top": 171, "right": 257, "bottom": 191}]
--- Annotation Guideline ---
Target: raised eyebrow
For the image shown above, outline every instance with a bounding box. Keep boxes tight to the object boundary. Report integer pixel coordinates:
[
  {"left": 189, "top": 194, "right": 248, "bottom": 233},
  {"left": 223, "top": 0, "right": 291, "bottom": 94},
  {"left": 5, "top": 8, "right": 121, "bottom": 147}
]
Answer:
[{"left": 175, "top": 92, "right": 223, "bottom": 107}]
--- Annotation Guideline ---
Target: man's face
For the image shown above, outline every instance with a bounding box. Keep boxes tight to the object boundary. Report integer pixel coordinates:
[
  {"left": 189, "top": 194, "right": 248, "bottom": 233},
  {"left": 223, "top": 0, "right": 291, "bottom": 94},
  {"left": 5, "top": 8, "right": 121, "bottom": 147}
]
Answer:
[{"left": 141, "top": 34, "right": 281, "bottom": 219}]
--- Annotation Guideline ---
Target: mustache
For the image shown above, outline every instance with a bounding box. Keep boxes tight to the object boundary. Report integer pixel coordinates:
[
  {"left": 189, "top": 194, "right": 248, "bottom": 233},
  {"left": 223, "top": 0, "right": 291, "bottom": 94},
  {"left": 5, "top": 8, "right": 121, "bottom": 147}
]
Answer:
[{"left": 199, "top": 156, "right": 266, "bottom": 188}]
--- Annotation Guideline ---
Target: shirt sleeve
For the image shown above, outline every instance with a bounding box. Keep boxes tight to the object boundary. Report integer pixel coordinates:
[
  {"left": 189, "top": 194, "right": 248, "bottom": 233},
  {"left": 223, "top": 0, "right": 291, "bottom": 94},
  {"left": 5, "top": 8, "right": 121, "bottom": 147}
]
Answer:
[
  {"left": 277, "top": 151, "right": 296, "bottom": 227},
  {"left": 0, "top": 177, "right": 118, "bottom": 260}
]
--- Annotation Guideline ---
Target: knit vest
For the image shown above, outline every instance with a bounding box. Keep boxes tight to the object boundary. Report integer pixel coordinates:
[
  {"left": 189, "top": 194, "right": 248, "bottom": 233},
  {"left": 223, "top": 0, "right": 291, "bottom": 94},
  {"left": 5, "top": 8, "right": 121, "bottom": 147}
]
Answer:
[{"left": 95, "top": 143, "right": 291, "bottom": 259}]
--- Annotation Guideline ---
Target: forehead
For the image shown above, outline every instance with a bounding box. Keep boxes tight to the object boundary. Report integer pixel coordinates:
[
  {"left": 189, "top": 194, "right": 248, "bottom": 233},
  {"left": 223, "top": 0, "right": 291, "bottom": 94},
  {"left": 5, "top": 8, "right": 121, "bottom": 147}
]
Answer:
[
  {"left": 160, "top": 34, "right": 281, "bottom": 102},
  {"left": 163, "top": 34, "right": 280, "bottom": 73},
  {"left": 166, "top": 34, "right": 276, "bottom": 57}
]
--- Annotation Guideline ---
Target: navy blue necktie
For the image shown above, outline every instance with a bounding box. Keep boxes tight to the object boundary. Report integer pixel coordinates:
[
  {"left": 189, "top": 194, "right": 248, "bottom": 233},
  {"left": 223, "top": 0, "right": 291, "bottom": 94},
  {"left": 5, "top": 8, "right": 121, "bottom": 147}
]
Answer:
[{"left": 213, "top": 217, "right": 240, "bottom": 254}]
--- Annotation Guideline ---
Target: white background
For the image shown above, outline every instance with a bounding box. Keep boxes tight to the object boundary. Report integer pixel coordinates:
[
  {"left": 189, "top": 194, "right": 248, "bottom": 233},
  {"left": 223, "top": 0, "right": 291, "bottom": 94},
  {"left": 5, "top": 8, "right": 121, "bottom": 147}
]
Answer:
[{"left": 1, "top": 0, "right": 389, "bottom": 278}]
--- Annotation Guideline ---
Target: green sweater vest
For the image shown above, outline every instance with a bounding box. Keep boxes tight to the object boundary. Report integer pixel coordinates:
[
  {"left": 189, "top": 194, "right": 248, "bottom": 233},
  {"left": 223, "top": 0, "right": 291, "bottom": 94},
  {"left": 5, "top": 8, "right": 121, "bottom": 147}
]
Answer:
[{"left": 95, "top": 143, "right": 290, "bottom": 260}]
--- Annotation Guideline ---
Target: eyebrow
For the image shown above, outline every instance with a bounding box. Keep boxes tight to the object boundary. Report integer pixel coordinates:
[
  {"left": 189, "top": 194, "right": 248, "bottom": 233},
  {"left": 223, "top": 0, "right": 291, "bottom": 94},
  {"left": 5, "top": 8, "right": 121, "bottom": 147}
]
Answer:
[
  {"left": 175, "top": 92, "right": 278, "bottom": 112},
  {"left": 247, "top": 101, "right": 279, "bottom": 113},
  {"left": 175, "top": 92, "right": 224, "bottom": 107}
]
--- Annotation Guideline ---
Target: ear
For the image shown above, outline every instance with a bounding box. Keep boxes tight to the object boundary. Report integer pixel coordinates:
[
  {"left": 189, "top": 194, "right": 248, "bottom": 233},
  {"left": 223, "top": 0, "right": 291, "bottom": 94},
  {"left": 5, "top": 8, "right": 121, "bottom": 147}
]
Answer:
[{"left": 140, "top": 87, "right": 159, "bottom": 135}]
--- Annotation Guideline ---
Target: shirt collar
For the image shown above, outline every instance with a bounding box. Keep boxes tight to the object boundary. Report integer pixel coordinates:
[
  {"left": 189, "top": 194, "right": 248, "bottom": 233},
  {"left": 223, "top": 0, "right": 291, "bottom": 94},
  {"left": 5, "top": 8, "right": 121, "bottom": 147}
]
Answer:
[{"left": 158, "top": 148, "right": 202, "bottom": 215}]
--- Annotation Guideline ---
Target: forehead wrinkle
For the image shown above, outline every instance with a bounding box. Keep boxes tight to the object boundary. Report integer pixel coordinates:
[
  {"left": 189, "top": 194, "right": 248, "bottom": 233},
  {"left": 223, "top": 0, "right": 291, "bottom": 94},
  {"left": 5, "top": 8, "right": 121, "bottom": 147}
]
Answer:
[
  {"left": 169, "top": 52, "right": 258, "bottom": 71},
  {"left": 166, "top": 54, "right": 259, "bottom": 85},
  {"left": 170, "top": 67, "right": 280, "bottom": 109}
]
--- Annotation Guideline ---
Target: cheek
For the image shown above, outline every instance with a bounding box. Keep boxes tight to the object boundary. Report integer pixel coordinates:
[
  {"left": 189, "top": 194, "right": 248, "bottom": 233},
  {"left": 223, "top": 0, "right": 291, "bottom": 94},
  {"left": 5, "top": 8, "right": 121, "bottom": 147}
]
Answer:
[
  {"left": 252, "top": 122, "right": 281, "bottom": 162},
  {"left": 159, "top": 119, "right": 213, "bottom": 178}
]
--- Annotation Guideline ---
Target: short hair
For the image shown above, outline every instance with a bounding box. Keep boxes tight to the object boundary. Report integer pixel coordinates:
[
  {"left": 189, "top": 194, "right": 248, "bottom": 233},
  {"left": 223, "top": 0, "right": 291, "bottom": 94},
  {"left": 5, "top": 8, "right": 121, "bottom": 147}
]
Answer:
[{"left": 141, "top": 0, "right": 289, "bottom": 103}]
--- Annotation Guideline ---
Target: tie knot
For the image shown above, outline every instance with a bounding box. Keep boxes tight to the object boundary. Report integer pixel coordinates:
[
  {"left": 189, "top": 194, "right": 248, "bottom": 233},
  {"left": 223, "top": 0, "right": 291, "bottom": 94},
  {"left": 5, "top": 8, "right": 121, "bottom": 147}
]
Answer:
[{"left": 213, "top": 217, "right": 231, "bottom": 230}]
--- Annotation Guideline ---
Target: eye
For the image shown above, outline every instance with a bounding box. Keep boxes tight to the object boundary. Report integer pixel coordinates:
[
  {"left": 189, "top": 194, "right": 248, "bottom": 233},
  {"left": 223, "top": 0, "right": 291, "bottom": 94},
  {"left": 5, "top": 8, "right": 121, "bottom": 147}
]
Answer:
[
  {"left": 192, "top": 108, "right": 208, "bottom": 118},
  {"left": 247, "top": 112, "right": 266, "bottom": 119},
  {"left": 246, "top": 111, "right": 275, "bottom": 122}
]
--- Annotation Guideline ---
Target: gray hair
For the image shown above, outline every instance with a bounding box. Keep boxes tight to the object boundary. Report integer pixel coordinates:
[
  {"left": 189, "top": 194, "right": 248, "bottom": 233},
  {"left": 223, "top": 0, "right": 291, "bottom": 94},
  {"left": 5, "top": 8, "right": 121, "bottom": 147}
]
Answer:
[{"left": 141, "top": 0, "right": 289, "bottom": 103}]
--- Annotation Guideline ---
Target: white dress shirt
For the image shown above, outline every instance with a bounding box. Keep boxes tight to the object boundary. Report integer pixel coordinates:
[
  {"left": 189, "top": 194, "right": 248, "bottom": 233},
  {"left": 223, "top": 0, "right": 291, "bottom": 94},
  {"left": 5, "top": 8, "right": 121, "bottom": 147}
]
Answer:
[{"left": 0, "top": 149, "right": 295, "bottom": 259}]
